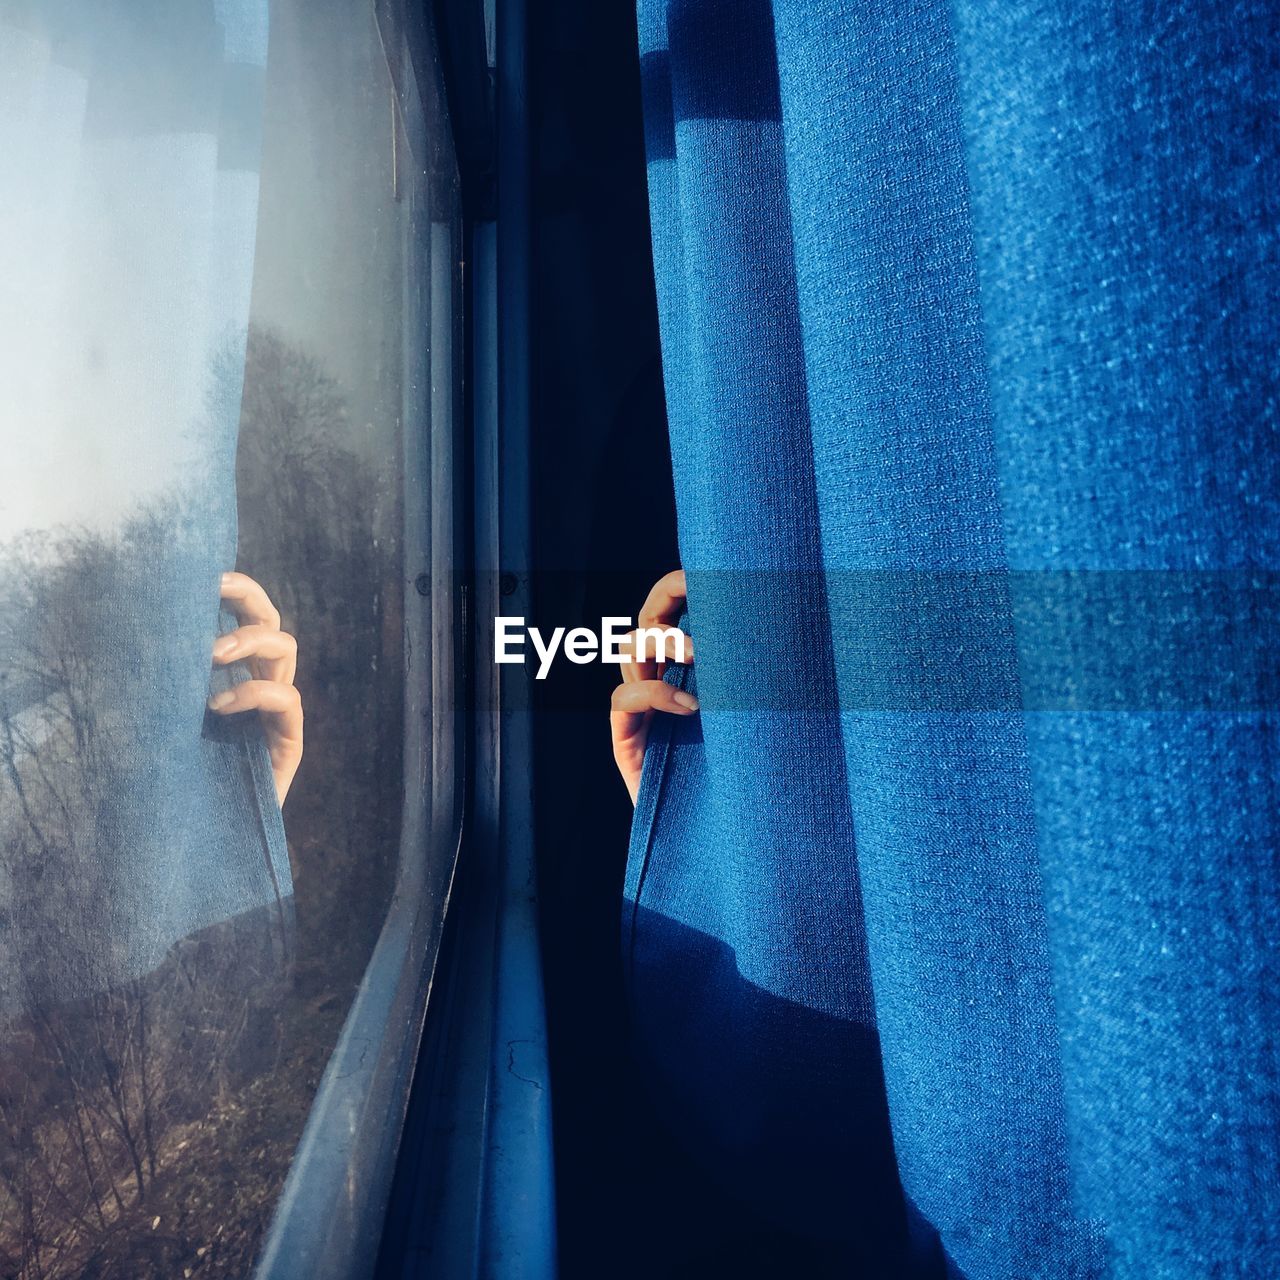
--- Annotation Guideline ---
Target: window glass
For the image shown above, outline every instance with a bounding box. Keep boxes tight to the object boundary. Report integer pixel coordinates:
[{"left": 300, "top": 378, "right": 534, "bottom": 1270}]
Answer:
[{"left": 0, "top": 2, "right": 462, "bottom": 1275}]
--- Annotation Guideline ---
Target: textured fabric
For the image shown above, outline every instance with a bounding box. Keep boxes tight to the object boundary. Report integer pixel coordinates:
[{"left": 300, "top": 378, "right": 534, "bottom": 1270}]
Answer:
[
  {"left": 0, "top": 0, "right": 289, "bottom": 1016},
  {"left": 628, "top": 1, "right": 928, "bottom": 1268},
  {"left": 630, "top": 1, "right": 1279, "bottom": 1275},
  {"left": 949, "top": 4, "right": 1280, "bottom": 1274},
  {"left": 771, "top": 3, "right": 1102, "bottom": 1275}
]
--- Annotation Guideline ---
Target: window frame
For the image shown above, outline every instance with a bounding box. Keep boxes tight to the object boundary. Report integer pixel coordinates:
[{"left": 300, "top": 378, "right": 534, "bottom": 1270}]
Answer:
[
  {"left": 253, "top": 3, "right": 472, "bottom": 1275},
  {"left": 253, "top": 1, "right": 554, "bottom": 1276}
]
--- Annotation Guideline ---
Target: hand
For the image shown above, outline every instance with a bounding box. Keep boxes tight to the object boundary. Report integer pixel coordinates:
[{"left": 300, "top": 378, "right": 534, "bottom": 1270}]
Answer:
[
  {"left": 208, "top": 572, "right": 303, "bottom": 807},
  {"left": 610, "top": 569, "right": 698, "bottom": 805}
]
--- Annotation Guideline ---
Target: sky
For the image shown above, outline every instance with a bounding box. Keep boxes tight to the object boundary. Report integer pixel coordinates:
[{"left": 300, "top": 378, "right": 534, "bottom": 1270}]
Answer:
[{"left": 0, "top": 0, "right": 438, "bottom": 547}]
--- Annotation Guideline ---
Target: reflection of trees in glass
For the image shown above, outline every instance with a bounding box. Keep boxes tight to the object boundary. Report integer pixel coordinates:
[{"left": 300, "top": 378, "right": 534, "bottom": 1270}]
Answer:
[
  {"left": 232, "top": 325, "right": 403, "bottom": 984},
  {"left": 0, "top": 912, "right": 287, "bottom": 1280},
  {"left": 1, "top": 511, "right": 215, "bottom": 1005},
  {"left": 0, "top": 509, "right": 293, "bottom": 1278},
  {"left": 0, "top": 327, "right": 402, "bottom": 1277}
]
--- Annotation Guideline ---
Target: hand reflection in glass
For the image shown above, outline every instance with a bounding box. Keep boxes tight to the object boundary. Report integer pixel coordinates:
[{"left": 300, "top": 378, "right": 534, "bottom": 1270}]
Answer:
[{"left": 208, "top": 571, "right": 303, "bottom": 806}]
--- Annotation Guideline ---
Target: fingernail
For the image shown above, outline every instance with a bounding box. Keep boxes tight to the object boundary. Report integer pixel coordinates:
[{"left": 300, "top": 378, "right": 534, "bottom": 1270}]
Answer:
[
  {"left": 207, "top": 690, "right": 235, "bottom": 711},
  {"left": 212, "top": 636, "right": 237, "bottom": 659},
  {"left": 673, "top": 691, "right": 699, "bottom": 711}
]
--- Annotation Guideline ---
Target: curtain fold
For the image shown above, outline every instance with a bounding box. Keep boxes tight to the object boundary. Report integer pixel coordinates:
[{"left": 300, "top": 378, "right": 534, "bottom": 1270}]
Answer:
[
  {"left": 631, "top": 1, "right": 1279, "bottom": 1274},
  {"left": 629, "top": 0, "right": 923, "bottom": 1266},
  {"left": 769, "top": 2, "right": 1101, "bottom": 1275}
]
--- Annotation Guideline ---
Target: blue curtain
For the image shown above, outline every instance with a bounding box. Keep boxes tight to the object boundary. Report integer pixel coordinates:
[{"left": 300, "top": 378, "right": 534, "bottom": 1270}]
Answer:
[
  {"left": 630, "top": 1, "right": 1280, "bottom": 1275},
  {"left": 0, "top": 0, "right": 288, "bottom": 1015}
]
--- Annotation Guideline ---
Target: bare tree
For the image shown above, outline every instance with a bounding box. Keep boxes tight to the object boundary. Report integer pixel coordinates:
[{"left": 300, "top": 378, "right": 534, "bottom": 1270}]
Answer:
[{"left": 0, "top": 326, "right": 403, "bottom": 1277}]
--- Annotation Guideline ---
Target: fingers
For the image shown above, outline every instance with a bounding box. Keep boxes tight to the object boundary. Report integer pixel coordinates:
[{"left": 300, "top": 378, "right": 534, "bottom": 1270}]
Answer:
[
  {"left": 220, "top": 571, "right": 283, "bottom": 631},
  {"left": 638, "top": 569, "right": 687, "bottom": 630},
  {"left": 620, "top": 625, "right": 694, "bottom": 684},
  {"left": 214, "top": 575, "right": 301, "bottom": 805},
  {"left": 207, "top": 679, "right": 304, "bottom": 805},
  {"left": 610, "top": 679, "right": 699, "bottom": 805},
  {"left": 611, "top": 680, "right": 699, "bottom": 719},
  {"left": 213, "top": 623, "right": 298, "bottom": 685},
  {"left": 207, "top": 678, "right": 302, "bottom": 725},
  {"left": 624, "top": 570, "right": 691, "bottom": 684}
]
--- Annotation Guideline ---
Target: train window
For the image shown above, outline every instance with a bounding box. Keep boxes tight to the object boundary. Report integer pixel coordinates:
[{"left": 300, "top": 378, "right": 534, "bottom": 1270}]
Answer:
[{"left": 0, "top": 2, "right": 462, "bottom": 1277}]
